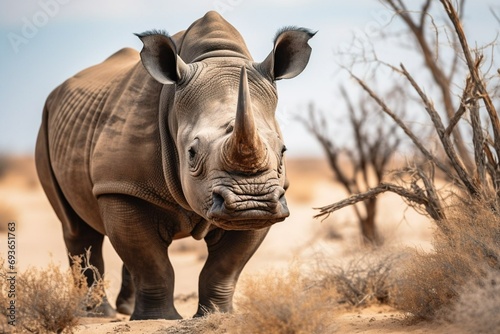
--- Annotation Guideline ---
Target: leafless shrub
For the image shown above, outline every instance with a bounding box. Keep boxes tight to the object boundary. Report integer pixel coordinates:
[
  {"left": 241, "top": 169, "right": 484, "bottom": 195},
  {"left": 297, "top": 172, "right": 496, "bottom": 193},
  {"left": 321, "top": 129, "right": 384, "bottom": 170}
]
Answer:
[
  {"left": 393, "top": 197, "right": 500, "bottom": 320},
  {"left": 233, "top": 266, "right": 338, "bottom": 334},
  {"left": 0, "top": 250, "right": 105, "bottom": 334},
  {"left": 392, "top": 250, "right": 471, "bottom": 320},
  {"left": 316, "top": 252, "right": 403, "bottom": 307},
  {"left": 450, "top": 267, "right": 500, "bottom": 334}
]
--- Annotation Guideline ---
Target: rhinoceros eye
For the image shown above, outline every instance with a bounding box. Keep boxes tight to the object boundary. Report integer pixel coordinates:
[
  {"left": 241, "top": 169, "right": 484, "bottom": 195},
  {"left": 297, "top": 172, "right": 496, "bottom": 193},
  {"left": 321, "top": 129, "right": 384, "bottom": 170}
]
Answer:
[
  {"left": 188, "top": 138, "right": 204, "bottom": 177},
  {"left": 188, "top": 146, "right": 196, "bottom": 161},
  {"left": 225, "top": 122, "right": 234, "bottom": 134},
  {"left": 188, "top": 138, "right": 200, "bottom": 163},
  {"left": 278, "top": 145, "right": 286, "bottom": 176},
  {"left": 281, "top": 145, "right": 287, "bottom": 157}
]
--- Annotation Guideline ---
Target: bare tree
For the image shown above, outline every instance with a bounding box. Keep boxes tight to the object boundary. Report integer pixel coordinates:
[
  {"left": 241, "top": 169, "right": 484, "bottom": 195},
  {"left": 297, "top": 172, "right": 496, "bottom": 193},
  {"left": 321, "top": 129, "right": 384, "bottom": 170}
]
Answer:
[
  {"left": 383, "top": 0, "right": 473, "bottom": 171},
  {"left": 301, "top": 86, "right": 402, "bottom": 246},
  {"left": 316, "top": 0, "right": 500, "bottom": 241}
]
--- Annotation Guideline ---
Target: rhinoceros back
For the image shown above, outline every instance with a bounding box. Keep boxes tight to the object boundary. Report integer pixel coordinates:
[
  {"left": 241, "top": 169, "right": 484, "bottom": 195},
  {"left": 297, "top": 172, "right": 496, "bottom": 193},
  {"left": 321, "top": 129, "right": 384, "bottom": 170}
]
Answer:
[{"left": 43, "top": 47, "right": 176, "bottom": 230}]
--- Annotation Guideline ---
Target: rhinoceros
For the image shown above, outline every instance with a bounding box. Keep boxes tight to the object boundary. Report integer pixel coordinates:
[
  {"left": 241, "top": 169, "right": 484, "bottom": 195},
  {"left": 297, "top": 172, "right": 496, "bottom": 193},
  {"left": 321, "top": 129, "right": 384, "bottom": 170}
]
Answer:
[{"left": 35, "top": 11, "right": 314, "bottom": 320}]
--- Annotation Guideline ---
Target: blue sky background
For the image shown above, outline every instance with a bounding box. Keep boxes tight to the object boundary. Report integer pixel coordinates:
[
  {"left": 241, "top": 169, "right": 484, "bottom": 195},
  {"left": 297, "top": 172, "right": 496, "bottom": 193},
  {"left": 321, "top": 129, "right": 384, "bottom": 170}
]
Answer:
[{"left": 0, "top": 0, "right": 499, "bottom": 156}]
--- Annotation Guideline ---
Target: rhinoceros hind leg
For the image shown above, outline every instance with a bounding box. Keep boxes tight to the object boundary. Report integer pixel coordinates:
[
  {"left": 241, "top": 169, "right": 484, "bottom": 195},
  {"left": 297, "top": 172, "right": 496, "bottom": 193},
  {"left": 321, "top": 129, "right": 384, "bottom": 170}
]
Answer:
[
  {"left": 195, "top": 228, "right": 270, "bottom": 317},
  {"left": 63, "top": 218, "right": 116, "bottom": 318},
  {"left": 116, "top": 265, "right": 135, "bottom": 315}
]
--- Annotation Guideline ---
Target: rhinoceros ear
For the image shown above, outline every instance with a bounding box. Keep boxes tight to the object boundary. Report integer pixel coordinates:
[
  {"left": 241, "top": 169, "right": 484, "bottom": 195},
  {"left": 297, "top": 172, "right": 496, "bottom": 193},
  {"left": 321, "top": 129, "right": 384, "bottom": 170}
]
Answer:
[
  {"left": 260, "top": 27, "right": 315, "bottom": 81},
  {"left": 136, "top": 31, "right": 188, "bottom": 84}
]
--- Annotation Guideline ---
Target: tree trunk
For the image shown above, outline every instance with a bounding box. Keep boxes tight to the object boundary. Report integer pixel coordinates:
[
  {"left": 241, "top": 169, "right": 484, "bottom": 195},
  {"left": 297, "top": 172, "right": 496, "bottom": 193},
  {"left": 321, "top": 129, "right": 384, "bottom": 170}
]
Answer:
[{"left": 361, "top": 199, "right": 381, "bottom": 246}]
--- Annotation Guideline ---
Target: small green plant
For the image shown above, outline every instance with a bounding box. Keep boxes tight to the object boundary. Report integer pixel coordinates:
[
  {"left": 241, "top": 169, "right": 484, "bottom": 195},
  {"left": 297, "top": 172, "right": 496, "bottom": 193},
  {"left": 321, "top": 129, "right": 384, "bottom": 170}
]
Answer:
[{"left": 0, "top": 250, "right": 105, "bottom": 334}]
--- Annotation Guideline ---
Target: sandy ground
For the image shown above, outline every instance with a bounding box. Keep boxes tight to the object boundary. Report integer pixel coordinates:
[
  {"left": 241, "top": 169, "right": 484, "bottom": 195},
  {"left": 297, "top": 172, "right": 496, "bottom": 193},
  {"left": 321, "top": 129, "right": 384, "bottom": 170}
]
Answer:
[{"left": 0, "top": 156, "right": 467, "bottom": 333}]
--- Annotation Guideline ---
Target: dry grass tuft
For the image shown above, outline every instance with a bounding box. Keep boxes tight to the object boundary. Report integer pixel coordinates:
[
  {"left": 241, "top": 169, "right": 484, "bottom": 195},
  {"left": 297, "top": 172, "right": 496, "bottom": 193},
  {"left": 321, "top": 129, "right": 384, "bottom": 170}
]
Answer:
[
  {"left": 317, "top": 252, "right": 402, "bottom": 308},
  {"left": 0, "top": 250, "right": 105, "bottom": 334},
  {"left": 450, "top": 267, "right": 500, "bottom": 334},
  {"left": 392, "top": 198, "right": 500, "bottom": 320},
  {"left": 232, "top": 265, "right": 338, "bottom": 334},
  {"left": 391, "top": 250, "right": 470, "bottom": 320}
]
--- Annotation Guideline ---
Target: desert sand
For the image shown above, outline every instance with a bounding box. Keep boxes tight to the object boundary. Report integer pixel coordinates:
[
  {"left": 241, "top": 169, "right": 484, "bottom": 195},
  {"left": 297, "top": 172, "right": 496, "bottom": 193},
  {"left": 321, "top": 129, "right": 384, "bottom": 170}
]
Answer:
[{"left": 0, "top": 156, "right": 469, "bottom": 333}]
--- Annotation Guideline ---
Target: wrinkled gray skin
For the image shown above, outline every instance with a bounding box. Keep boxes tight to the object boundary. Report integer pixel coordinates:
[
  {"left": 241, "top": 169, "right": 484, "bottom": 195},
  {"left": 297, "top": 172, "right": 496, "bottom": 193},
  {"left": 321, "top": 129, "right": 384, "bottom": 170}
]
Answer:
[{"left": 35, "top": 11, "right": 314, "bottom": 320}]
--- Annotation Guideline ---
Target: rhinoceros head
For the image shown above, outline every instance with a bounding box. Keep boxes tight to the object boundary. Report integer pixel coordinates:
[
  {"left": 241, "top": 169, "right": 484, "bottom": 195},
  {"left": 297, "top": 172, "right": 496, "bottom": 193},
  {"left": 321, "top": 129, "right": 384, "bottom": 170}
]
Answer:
[{"left": 137, "top": 13, "right": 314, "bottom": 230}]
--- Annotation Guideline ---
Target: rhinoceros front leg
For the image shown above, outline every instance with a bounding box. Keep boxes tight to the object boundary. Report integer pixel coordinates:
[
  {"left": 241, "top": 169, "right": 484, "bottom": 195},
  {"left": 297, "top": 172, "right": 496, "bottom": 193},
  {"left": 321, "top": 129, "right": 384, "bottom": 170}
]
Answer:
[
  {"left": 98, "top": 194, "right": 182, "bottom": 320},
  {"left": 195, "top": 227, "right": 270, "bottom": 317}
]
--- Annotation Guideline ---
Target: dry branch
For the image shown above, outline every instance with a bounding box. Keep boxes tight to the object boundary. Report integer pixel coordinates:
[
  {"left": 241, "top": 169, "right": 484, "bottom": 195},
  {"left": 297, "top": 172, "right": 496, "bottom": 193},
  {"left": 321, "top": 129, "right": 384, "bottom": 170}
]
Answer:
[
  {"left": 469, "top": 88, "right": 486, "bottom": 186},
  {"left": 441, "top": 0, "right": 500, "bottom": 161},
  {"left": 441, "top": 0, "right": 500, "bottom": 180},
  {"left": 351, "top": 74, "right": 454, "bottom": 181},
  {"left": 399, "top": 64, "right": 479, "bottom": 196},
  {"left": 315, "top": 179, "right": 445, "bottom": 223},
  {"left": 444, "top": 76, "right": 474, "bottom": 137}
]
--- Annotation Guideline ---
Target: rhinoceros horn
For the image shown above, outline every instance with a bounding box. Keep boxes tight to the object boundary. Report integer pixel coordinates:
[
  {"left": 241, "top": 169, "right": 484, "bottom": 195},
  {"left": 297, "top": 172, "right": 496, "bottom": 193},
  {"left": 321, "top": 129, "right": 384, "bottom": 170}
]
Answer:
[{"left": 223, "top": 66, "right": 267, "bottom": 173}]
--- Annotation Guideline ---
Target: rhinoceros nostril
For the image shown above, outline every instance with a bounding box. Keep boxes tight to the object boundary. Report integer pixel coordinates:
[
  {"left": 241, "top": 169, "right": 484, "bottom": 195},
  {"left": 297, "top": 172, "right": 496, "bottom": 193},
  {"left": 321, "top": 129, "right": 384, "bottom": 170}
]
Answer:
[
  {"left": 212, "top": 192, "right": 225, "bottom": 210},
  {"left": 276, "top": 187, "right": 285, "bottom": 200},
  {"left": 279, "top": 192, "right": 288, "bottom": 208},
  {"left": 266, "top": 187, "right": 283, "bottom": 207}
]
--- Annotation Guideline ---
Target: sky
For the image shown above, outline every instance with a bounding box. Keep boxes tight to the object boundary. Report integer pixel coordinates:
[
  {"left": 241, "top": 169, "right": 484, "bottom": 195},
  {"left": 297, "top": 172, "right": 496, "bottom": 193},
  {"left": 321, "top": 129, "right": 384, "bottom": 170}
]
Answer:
[{"left": 0, "top": 0, "right": 499, "bottom": 157}]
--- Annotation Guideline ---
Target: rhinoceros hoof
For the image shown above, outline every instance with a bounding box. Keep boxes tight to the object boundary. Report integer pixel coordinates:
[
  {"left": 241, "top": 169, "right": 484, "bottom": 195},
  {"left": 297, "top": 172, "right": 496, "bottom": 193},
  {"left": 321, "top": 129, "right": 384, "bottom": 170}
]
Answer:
[
  {"left": 86, "top": 298, "right": 117, "bottom": 318},
  {"left": 130, "top": 311, "right": 183, "bottom": 321},
  {"left": 116, "top": 299, "right": 134, "bottom": 316}
]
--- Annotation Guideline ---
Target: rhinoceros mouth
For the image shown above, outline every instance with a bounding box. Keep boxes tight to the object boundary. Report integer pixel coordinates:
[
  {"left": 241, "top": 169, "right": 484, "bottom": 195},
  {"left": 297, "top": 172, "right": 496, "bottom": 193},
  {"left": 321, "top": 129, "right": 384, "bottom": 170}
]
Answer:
[
  {"left": 210, "top": 216, "right": 286, "bottom": 230},
  {"left": 206, "top": 185, "right": 289, "bottom": 230}
]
